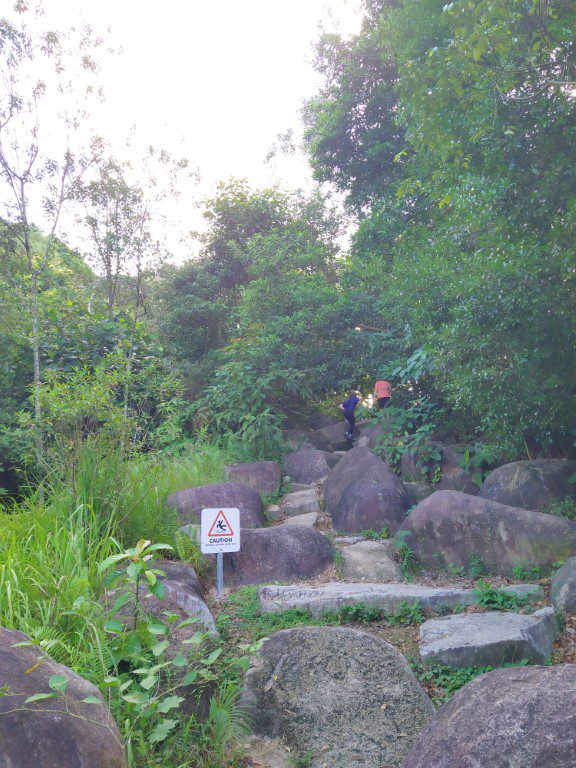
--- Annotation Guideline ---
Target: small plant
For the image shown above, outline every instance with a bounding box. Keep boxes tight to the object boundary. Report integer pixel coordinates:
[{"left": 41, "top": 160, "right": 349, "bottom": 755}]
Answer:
[
  {"left": 511, "top": 564, "right": 542, "bottom": 582},
  {"left": 548, "top": 496, "right": 576, "bottom": 521},
  {"left": 412, "top": 661, "right": 495, "bottom": 703},
  {"left": 468, "top": 554, "right": 484, "bottom": 579},
  {"left": 289, "top": 750, "right": 315, "bottom": 768},
  {"left": 387, "top": 600, "right": 424, "bottom": 626},
  {"left": 175, "top": 530, "right": 213, "bottom": 582},
  {"left": 472, "top": 580, "right": 528, "bottom": 611},
  {"left": 333, "top": 549, "right": 344, "bottom": 577},
  {"left": 448, "top": 563, "right": 466, "bottom": 577},
  {"left": 334, "top": 603, "right": 385, "bottom": 624},
  {"left": 360, "top": 527, "right": 389, "bottom": 540},
  {"left": 391, "top": 530, "right": 416, "bottom": 578}
]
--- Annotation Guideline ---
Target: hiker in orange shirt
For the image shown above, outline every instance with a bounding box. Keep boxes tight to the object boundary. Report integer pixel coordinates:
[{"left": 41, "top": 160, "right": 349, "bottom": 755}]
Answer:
[{"left": 374, "top": 379, "right": 392, "bottom": 410}]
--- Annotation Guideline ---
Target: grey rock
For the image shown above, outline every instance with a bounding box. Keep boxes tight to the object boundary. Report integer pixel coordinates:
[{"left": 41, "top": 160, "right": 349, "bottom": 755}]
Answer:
[
  {"left": 324, "top": 446, "right": 410, "bottom": 534},
  {"left": 401, "top": 665, "right": 576, "bottom": 768},
  {"left": 551, "top": 557, "right": 576, "bottom": 616},
  {"left": 341, "top": 540, "right": 402, "bottom": 582},
  {"left": 283, "top": 489, "right": 319, "bottom": 516},
  {"left": 224, "top": 460, "right": 282, "bottom": 495},
  {"left": 224, "top": 525, "right": 333, "bottom": 586},
  {"left": 306, "top": 421, "right": 354, "bottom": 452},
  {"left": 419, "top": 607, "right": 558, "bottom": 667},
  {"left": 404, "top": 481, "right": 436, "bottom": 505},
  {"left": 333, "top": 536, "right": 365, "bottom": 545},
  {"left": 479, "top": 459, "right": 576, "bottom": 511},
  {"left": 241, "top": 626, "right": 434, "bottom": 768},
  {"left": 0, "top": 626, "right": 126, "bottom": 768},
  {"left": 404, "top": 490, "right": 576, "bottom": 574},
  {"left": 258, "top": 581, "right": 543, "bottom": 618},
  {"left": 266, "top": 504, "right": 283, "bottom": 522},
  {"left": 400, "top": 442, "right": 479, "bottom": 496},
  {"left": 284, "top": 449, "right": 334, "bottom": 484},
  {"left": 281, "top": 512, "right": 318, "bottom": 528},
  {"left": 167, "top": 481, "right": 266, "bottom": 529},
  {"left": 290, "top": 482, "right": 315, "bottom": 492},
  {"left": 159, "top": 560, "right": 216, "bottom": 634}
]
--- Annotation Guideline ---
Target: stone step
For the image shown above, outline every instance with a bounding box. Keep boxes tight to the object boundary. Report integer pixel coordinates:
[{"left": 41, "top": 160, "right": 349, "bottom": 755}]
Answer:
[
  {"left": 258, "top": 582, "right": 544, "bottom": 617},
  {"left": 419, "top": 607, "right": 558, "bottom": 667},
  {"left": 281, "top": 511, "right": 318, "bottom": 527},
  {"left": 283, "top": 489, "right": 319, "bottom": 516}
]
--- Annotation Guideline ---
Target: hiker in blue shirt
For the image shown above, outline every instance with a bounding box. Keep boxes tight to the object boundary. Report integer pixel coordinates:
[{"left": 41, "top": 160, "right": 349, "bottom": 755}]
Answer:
[{"left": 340, "top": 391, "right": 360, "bottom": 441}]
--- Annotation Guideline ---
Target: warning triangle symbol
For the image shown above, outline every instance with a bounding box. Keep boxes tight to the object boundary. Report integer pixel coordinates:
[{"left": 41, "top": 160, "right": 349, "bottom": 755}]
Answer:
[{"left": 208, "top": 510, "right": 234, "bottom": 537}]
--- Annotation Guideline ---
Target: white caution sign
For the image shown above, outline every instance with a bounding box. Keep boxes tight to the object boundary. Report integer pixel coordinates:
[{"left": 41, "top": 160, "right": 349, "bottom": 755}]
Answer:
[{"left": 200, "top": 508, "right": 241, "bottom": 554}]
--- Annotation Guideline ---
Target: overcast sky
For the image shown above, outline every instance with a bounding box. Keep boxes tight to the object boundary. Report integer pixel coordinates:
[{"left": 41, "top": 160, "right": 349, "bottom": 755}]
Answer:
[{"left": 2, "top": 0, "right": 363, "bottom": 259}]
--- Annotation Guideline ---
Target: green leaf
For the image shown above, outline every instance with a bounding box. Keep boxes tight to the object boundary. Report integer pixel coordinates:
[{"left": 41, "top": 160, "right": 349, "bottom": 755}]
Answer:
[
  {"left": 98, "top": 553, "right": 128, "bottom": 573},
  {"left": 122, "top": 691, "right": 150, "bottom": 705},
  {"left": 140, "top": 675, "right": 158, "bottom": 690},
  {"left": 146, "top": 621, "right": 168, "bottom": 636},
  {"left": 157, "top": 695, "right": 184, "bottom": 713},
  {"left": 24, "top": 692, "right": 58, "bottom": 704},
  {"left": 48, "top": 675, "right": 67, "bottom": 692},
  {"left": 103, "top": 619, "right": 124, "bottom": 634},
  {"left": 81, "top": 697, "right": 102, "bottom": 704},
  {"left": 171, "top": 655, "right": 187, "bottom": 667},
  {"left": 202, "top": 648, "right": 222, "bottom": 665},
  {"left": 151, "top": 640, "right": 170, "bottom": 657},
  {"left": 182, "top": 669, "right": 198, "bottom": 685},
  {"left": 148, "top": 718, "right": 178, "bottom": 744}
]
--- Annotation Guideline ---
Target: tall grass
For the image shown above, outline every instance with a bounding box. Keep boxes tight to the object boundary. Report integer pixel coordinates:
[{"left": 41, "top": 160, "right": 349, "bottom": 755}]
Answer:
[{"left": 0, "top": 439, "right": 229, "bottom": 676}]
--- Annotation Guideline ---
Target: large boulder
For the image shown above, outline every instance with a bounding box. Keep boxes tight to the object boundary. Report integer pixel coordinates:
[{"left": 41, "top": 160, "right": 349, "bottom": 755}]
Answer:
[
  {"left": 404, "top": 481, "right": 436, "bottom": 505},
  {"left": 159, "top": 560, "right": 216, "bottom": 633},
  {"left": 404, "top": 490, "right": 576, "bottom": 574},
  {"left": 167, "top": 482, "right": 266, "bottom": 528},
  {"left": 224, "top": 460, "right": 282, "bottom": 495},
  {"left": 479, "top": 459, "right": 576, "bottom": 511},
  {"left": 284, "top": 448, "right": 337, "bottom": 483},
  {"left": 0, "top": 627, "right": 126, "bottom": 768},
  {"left": 224, "top": 525, "right": 333, "bottom": 586},
  {"left": 401, "top": 665, "right": 576, "bottom": 768},
  {"left": 551, "top": 557, "right": 576, "bottom": 616},
  {"left": 306, "top": 421, "right": 357, "bottom": 452},
  {"left": 419, "top": 607, "right": 558, "bottom": 667},
  {"left": 241, "top": 626, "right": 435, "bottom": 768},
  {"left": 323, "top": 446, "right": 410, "bottom": 534}
]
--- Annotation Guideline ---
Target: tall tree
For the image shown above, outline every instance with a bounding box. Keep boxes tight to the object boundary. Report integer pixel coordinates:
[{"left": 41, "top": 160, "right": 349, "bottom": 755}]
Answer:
[{"left": 0, "top": 13, "right": 104, "bottom": 470}]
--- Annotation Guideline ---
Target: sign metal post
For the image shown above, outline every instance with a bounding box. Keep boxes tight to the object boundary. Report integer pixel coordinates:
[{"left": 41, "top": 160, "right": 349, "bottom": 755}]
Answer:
[{"left": 200, "top": 507, "right": 240, "bottom": 599}]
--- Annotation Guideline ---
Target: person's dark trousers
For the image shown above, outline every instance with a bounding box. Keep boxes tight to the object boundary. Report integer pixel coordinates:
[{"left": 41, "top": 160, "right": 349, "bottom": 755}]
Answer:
[
  {"left": 377, "top": 397, "right": 390, "bottom": 410},
  {"left": 344, "top": 411, "right": 356, "bottom": 435}
]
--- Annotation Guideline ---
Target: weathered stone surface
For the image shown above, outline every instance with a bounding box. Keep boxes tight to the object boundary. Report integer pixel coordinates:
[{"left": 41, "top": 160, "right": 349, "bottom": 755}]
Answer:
[
  {"left": 404, "top": 481, "right": 436, "bottom": 505},
  {"left": 479, "top": 459, "right": 576, "bottom": 511},
  {"left": 224, "top": 460, "right": 282, "bottom": 495},
  {"left": 324, "top": 446, "right": 410, "bottom": 534},
  {"left": 224, "top": 526, "right": 333, "bottom": 586},
  {"left": 290, "top": 482, "right": 315, "bottom": 492},
  {"left": 401, "top": 665, "right": 576, "bottom": 768},
  {"left": 419, "top": 607, "right": 558, "bottom": 667},
  {"left": 283, "top": 429, "right": 314, "bottom": 451},
  {"left": 241, "top": 626, "right": 435, "bottom": 768},
  {"left": 283, "top": 489, "right": 319, "bottom": 516},
  {"left": 266, "top": 504, "right": 283, "bottom": 522},
  {"left": 284, "top": 449, "right": 334, "bottom": 484},
  {"left": 159, "top": 560, "right": 216, "bottom": 634},
  {"left": 281, "top": 512, "right": 318, "bottom": 528},
  {"left": 167, "top": 482, "right": 266, "bottom": 528},
  {"left": 341, "top": 540, "right": 402, "bottom": 582},
  {"left": 306, "top": 421, "right": 366, "bottom": 452},
  {"left": 551, "top": 557, "right": 576, "bottom": 616},
  {"left": 404, "top": 490, "right": 576, "bottom": 574},
  {"left": 333, "top": 535, "right": 365, "bottom": 545},
  {"left": 258, "top": 581, "right": 543, "bottom": 618},
  {"left": 0, "top": 627, "right": 126, "bottom": 768},
  {"left": 437, "top": 470, "right": 479, "bottom": 495}
]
